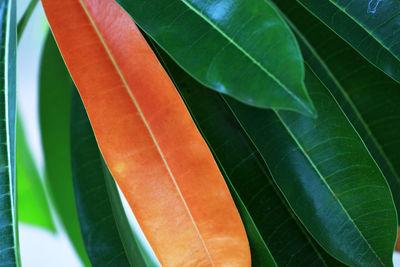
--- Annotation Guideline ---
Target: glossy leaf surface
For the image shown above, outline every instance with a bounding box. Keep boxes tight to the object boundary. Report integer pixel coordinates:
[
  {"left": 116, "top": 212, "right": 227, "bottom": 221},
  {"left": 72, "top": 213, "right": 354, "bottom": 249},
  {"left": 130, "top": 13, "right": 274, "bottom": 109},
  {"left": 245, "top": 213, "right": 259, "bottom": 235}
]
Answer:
[
  {"left": 115, "top": 0, "right": 314, "bottom": 115},
  {"left": 274, "top": 0, "right": 400, "bottom": 222},
  {"left": 39, "top": 32, "right": 90, "bottom": 266},
  {"left": 0, "top": 0, "right": 18, "bottom": 264},
  {"left": 298, "top": 0, "right": 400, "bottom": 83},
  {"left": 151, "top": 42, "right": 345, "bottom": 267},
  {"left": 224, "top": 65, "right": 397, "bottom": 266},
  {"left": 16, "top": 116, "right": 54, "bottom": 231},
  {"left": 41, "top": 0, "right": 250, "bottom": 265}
]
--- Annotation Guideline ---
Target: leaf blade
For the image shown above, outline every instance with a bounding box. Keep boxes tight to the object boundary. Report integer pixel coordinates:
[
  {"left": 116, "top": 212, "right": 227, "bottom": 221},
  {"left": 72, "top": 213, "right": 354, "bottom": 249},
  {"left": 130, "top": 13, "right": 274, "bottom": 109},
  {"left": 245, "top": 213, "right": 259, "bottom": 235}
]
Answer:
[
  {"left": 115, "top": 0, "right": 314, "bottom": 115},
  {"left": 71, "top": 88, "right": 136, "bottom": 267},
  {"left": 297, "top": 0, "right": 400, "bottom": 83},
  {"left": 39, "top": 31, "right": 90, "bottom": 266},
  {"left": 274, "top": 0, "right": 400, "bottom": 227},
  {"left": 224, "top": 66, "right": 397, "bottom": 266},
  {"left": 41, "top": 0, "right": 251, "bottom": 265},
  {"left": 148, "top": 38, "right": 345, "bottom": 267},
  {"left": 16, "top": 115, "right": 55, "bottom": 232},
  {"left": 0, "top": 0, "right": 19, "bottom": 264}
]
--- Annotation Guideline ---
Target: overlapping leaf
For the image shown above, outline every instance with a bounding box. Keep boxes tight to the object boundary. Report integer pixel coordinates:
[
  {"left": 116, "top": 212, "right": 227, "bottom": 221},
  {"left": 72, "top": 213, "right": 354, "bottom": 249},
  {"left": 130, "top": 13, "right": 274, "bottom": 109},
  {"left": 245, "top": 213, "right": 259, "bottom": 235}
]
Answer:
[
  {"left": 225, "top": 66, "right": 397, "bottom": 266},
  {"left": 150, "top": 38, "right": 396, "bottom": 267},
  {"left": 0, "top": 0, "right": 18, "bottom": 265},
  {"left": 298, "top": 0, "right": 400, "bottom": 84},
  {"left": 274, "top": 0, "right": 400, "bottom": 223},
  {"left": 148, "top": 38, "right": 346, "bottom": 267},
  {"left": 42, "top": 0, "right": 252, "bottom": 264},
  {"left": 115, "top": 0, "right": 315, "bottom": 115},
  {"left": 101, "top": 163, "right": 160, "bottom": 267},
  {"left": 71, "top": 88, "right": 160, "bottom": 266},
  {"left": 39, "top": 32, "right": 90, "bottom": 266}
]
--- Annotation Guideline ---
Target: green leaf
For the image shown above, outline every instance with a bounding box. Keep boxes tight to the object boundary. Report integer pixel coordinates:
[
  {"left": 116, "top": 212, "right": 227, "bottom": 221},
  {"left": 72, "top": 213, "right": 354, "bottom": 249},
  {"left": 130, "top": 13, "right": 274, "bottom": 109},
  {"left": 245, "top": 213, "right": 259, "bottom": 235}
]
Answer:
[
  {"left": 297, "top": 0, "right": 400, "bottom": 84},
  {"left": 16, "top": 115, "right": 54, "bottom": 232},
  {"left": 224, "top": 65, "right": 397, "bottom": 267},
  {"left": 17, "top": 0, "right": 39, "bottom": 42},
  {"left": 115, "top": 0, "right": 315, "bottom": 116},
  {"left": 273, "top": 0, "right": 400, "bottom": 224},
  {"left": 0, "top": 0, "right": 19, "bottom": 265},
  {"left": 39, "top": 31, "right": 90, "bottom": 266},
  {"left": 146, "top": 37, "right": 345, "bottom": 267},
  {"left": 71, "top": 88, "right": 160, "bottom": 267}
]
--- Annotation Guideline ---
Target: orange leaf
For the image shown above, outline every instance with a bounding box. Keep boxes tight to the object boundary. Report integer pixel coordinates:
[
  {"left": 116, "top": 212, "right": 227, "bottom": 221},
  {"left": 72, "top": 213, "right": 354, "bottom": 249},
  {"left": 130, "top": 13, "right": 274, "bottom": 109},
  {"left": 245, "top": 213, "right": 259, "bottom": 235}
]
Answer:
[{"left": 41, "top": 0, "right": 251, "bottom": 265}]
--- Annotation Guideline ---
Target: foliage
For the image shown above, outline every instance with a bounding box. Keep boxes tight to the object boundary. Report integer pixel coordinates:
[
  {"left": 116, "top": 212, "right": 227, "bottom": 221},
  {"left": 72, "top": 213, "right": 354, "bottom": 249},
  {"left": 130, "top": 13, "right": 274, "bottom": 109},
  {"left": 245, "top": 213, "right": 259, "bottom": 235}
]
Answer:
[{"left": 6, "top": 0, "right": 400, "bottom": 266}]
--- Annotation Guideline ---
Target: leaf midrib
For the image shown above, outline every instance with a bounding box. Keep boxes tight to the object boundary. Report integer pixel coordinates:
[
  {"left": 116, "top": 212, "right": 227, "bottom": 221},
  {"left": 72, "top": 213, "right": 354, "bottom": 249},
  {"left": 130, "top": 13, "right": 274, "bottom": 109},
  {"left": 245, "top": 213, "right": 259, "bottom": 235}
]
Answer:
[
  {"left": 178, "top": 0, "right": 312, "bottom": 115},
  {"left": 211, "top": 59, "right": 382, "bottom": 264},
  {"left": 280, "top": 5, "right": 396, "bottom": 263},
  {"left": 211, "top": 96, "right": 332, "bottom": 267},
  {"left": 308, "top": 0, "right": 400, "bottom": 64},
  {"left": 2, "top": 0, "right": 18, "bottom": 265},
  {"left": 148, "top": 33, "right": 331, "bottom": 266},
  {"left": 280, "top": 4, "right": 400, "bottom": 193},
  {"left": 76, "top": 1, "right": 214, "bottom": 265},
  {"left": 274, "top": 111, "right": 384, "bottom": 266},
  {"left": 148, "top": 37, "right": 330, "bottom": 267}
]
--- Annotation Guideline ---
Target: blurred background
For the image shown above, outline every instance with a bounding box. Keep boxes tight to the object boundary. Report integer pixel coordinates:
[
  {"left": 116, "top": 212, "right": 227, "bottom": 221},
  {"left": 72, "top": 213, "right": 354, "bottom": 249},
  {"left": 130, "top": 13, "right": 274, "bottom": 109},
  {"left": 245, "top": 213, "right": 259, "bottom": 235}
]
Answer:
[
  {"left": 16, "top": 0, "right": 400, "bottom": 266},
  {"left": 17, "top": 0, "right": 82, "bottom": 265}
]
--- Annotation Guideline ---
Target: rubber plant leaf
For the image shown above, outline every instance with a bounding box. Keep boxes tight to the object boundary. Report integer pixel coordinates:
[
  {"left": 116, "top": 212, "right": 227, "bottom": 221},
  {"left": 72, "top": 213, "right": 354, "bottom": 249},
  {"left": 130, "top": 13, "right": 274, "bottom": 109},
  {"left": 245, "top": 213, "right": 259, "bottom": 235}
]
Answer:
[
  {"left": 41, "top": 0, "right": 251, "bottom": 265},
  {"left": 114, "top": 0, "right": 315, "bottom": 116},
  {"left": 39, "top": 32, "right": 90, "bottom": 265},
  {"left": 297, "top": 0, "right": 400, "bottom": 84},
  {"left": 0, "top": 0, "right": 19, "bottom": 265},
  {"left": 16, "top": 115, "right": 54, "bottom": 232}
]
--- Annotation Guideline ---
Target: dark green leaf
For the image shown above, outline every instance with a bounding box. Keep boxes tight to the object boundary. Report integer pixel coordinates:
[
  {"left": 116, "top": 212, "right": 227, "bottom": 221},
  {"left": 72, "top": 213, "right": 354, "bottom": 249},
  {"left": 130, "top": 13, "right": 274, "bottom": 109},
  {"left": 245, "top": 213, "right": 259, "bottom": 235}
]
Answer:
[
  {"left": 297, "top": 0, "right": 400, "bottom": 84},
  {"left": 0, "top": 0, "right": 19, "bottom": 265},
  {"left": 225, "top": 65, "right": 397, "bottom": 267},
  {"left": 147, "top": 37, "right": 345, "bottom": 267},
  {"left": 71, "top": 88, "right": 160, "bottom": 267},
  {"left": 273, "top": 0, "right": 400, "bottom": 225},
  {"left": 115, "top": 0, "right": 315, "bottom": 115},
  {"left": 39, "top": 31, "right": 90, "bottom": 266},
  {"left": 16, "top": 115, "right": 54, "bottom": 232},
  {"left": 144, "top": 15, "right": 396, "bottom": 264}
]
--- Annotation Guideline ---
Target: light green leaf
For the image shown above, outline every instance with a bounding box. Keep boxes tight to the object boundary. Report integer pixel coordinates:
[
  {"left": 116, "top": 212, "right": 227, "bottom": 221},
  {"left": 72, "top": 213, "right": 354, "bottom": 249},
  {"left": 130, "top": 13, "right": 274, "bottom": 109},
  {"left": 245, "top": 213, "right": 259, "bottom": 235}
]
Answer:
[
  {"left": 16, "top": 115, "right": 54, "bottom": 232},
  {"left": 115, "top": 0, "right": 315, "bottom": 115},
  {"left": 0, "top": 0, "right": 19, "bottom": 265}
]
